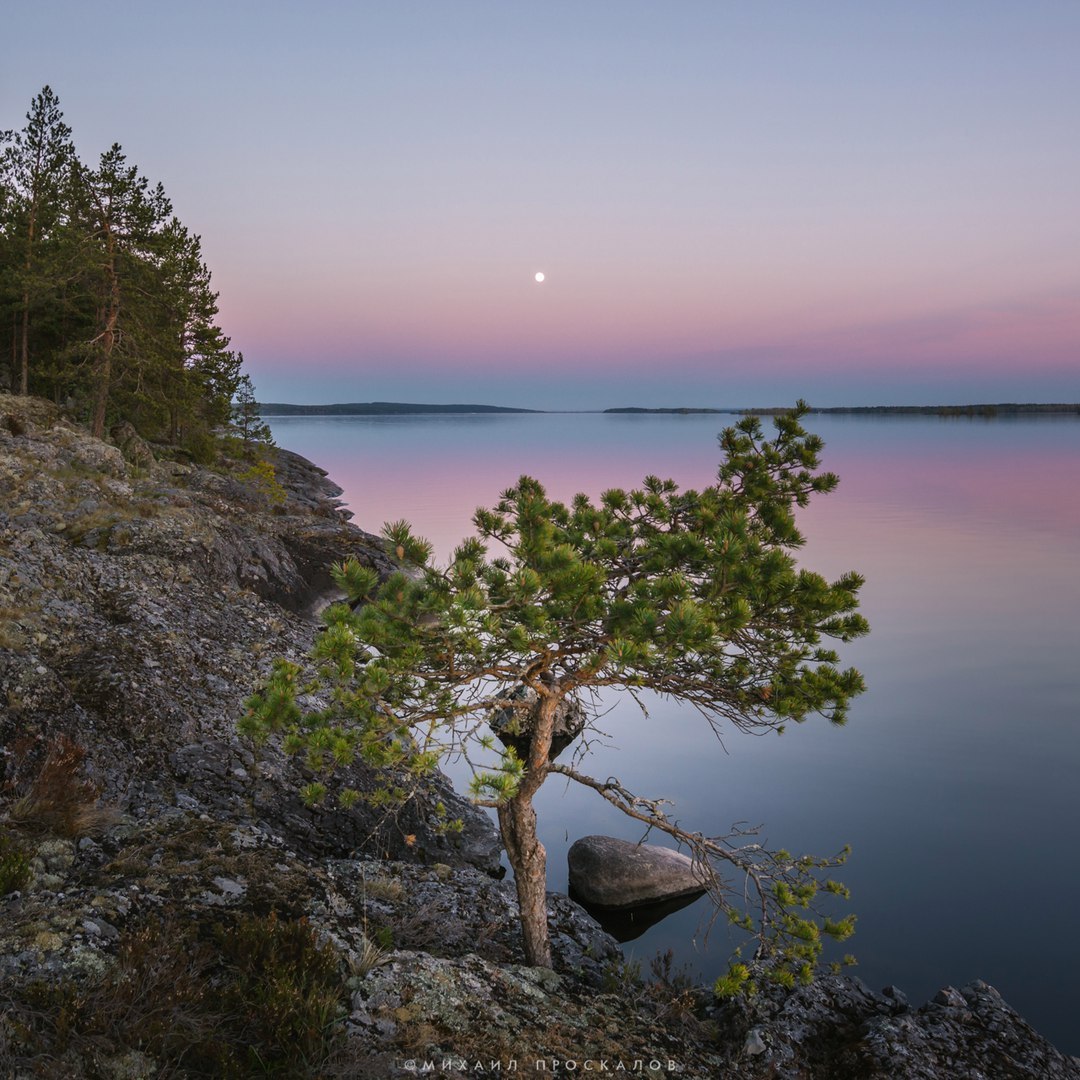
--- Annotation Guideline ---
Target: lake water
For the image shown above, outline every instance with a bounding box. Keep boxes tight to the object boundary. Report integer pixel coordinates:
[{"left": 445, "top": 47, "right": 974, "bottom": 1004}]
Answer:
[{"left": 267, "top": 411, "right": 1080, "bottom": 1052}]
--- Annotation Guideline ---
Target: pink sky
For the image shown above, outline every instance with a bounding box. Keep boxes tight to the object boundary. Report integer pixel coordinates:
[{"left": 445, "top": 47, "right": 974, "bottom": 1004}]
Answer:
[{"left": 6, "top": 2, "right": 1078, "bottom": 407}]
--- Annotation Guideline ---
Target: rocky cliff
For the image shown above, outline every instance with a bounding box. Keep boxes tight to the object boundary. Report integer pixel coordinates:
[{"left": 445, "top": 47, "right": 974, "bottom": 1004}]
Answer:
[{"left": 1, "top": 392, "right": 1076, "bottom": 1078}]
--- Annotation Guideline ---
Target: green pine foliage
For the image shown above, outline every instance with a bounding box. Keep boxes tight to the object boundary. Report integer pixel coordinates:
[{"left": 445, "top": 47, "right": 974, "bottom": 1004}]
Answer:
[
  {"left": 231, "top": 372, "right": 275, "bottom": 452},
  {"left": 244, "top": 403, "right": 870, "bottom": 986},
  {"left": 0, "top": 87, "right": 255, "bottom": 452}
]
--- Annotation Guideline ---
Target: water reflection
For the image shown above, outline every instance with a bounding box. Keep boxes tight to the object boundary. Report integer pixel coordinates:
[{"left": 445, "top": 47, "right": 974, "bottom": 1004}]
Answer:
[
  {"left": 268, "top": 411, "right": 1080, "bottom": 1052},
  {"left": 569, "top": 889, "right": 707, "bottom": 944}
]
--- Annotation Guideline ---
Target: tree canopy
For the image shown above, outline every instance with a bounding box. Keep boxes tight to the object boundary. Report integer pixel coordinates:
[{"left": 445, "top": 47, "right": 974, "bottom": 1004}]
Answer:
[
  {"left": 1, "top": 87, "right": 249, "bottom": 453},
  {"left": 243, "top": 404, "right": 869, "bottom": 990}
]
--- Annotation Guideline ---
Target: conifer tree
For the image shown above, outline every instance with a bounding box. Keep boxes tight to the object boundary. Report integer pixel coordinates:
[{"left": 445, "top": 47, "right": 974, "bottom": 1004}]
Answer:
[
  {"left": 0, "top": 87, "right": 75, "bottom": 394},
  {"left": 243, "top": 404, "right": 869, "bottom": 984},
  {"left": 230, "top": 371, "right": 274, "bottom": 451},
  {"left": 146, "top": 218, "right": 241, "bottom": 443},
  {"left": 70, "top": 144, "right": 172, "bottom": 438},
  {"left": 0, "top": 86, "right": 256, "bottom": 452}
]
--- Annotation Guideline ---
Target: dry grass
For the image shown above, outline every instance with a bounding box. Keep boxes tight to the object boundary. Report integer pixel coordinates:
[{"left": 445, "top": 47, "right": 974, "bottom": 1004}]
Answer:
[{"left": 6, "top": 735, "right": 119, "bottom": 839}]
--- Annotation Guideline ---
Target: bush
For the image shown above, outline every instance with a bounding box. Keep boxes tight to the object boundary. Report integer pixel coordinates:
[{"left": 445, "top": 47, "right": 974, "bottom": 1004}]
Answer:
[
  {"left": 238, "top": 458, "right": 287, "bottom": 507},
  {"left": 3, "top": 910, "right": 348, "bottom": 1077},
  {"left": 0, "top": 831, "right": 31, "bottom": 895}
]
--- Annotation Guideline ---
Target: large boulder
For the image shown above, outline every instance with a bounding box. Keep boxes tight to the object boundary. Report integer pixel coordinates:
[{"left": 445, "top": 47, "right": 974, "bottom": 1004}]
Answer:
[{"left": 567, "top": 834, "right": 708, "bottom": 910}]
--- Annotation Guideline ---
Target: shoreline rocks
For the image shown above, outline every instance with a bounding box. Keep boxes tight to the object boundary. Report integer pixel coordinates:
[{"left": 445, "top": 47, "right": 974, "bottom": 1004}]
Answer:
[{"left": 0, "top": 391, "right": 495, "bottom": 870}]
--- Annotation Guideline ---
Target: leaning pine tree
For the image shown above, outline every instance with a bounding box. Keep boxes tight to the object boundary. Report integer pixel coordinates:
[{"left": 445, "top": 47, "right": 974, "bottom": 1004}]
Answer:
[{"left": 242, "top": 402, "right": 869, "bottom": 991}]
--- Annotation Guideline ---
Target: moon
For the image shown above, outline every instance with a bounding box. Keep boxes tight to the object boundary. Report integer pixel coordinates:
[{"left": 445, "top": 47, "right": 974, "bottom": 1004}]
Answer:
[{"left": 534, "top": 271, "right": 545, "bottom": 283}]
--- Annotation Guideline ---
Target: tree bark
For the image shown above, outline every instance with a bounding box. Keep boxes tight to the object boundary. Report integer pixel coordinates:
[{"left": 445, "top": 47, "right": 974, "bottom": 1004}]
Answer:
[
  {"left": 19, "top": 294, "right": 29, "bottom": 396},
  {"left": 498, "top": 793, "right": 551, "bottom": 968},
  {"left": 497, "top": 688, "right": 559, "bottom": 968},
  {"left": 90, "top": 304, "right": 116, "bottom": 439},
  {"left": 90, "top": 227, "right": 118, "bottom": 440}
]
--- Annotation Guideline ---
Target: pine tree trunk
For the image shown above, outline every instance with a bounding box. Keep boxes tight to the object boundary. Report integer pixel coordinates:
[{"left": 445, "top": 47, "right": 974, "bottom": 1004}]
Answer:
[
  {"left": 496, "top": 689, "right": 559, "bottom": 968},
  {"left": 498, "top": 793, "right": 552, "bottom": 968},
  {"left": 91, "top": 308, "right": 116, "bottom": 440},
  {"left": 91, "top": 232, "right": 119, "bottom": 440},
  {"left": 19, "top": 294, "right": 29, "bottom": 396},
  {"left": 19, "top": 210, "right": 36, "bottom": 397}
]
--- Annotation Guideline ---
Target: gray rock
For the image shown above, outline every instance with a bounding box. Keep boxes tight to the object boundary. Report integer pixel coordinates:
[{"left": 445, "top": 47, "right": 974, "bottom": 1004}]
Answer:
[
  {"left": 713, "top": 975, "right": 1080, "bottom": 1079},
  {"left": 567, "top": 834, "right": 708, "bottom": 909},
  {"left": 744, "top": 1028, "right": 767, "bottom": 1056},
  {"left": 109, "top": 420, "right": 155, "bottom": 468},
  {"left": 489, "top": 685, "right": 587, "bottom": 762},
  {"left": 0, "top": 394, "right": 498, "bottom": 873}
]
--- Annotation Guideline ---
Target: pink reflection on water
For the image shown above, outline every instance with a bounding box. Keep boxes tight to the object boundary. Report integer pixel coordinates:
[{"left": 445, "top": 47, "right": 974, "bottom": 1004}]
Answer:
[{"left": 270, "top": 415, "right": 1080, "bottom": 566}]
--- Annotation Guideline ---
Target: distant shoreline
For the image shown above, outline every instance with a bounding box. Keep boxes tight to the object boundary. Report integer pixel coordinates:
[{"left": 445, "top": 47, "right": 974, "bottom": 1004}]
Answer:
[
  {"left": 738, "top": 403, "right": 1080, "bottom": 416},
  {"left": 260, "top": 401, "right": 1080, "bottom": 417},
  {"left": 258, "top": 401, "right": 538, "bottom": 416}
]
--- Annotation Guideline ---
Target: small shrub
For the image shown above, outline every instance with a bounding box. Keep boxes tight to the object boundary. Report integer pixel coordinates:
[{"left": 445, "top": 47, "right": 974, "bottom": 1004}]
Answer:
[
  {"left": 363, "top": 874, "right": 405, "bottom": 902},
  {"left": 349, "top": 933, "right": 392, "bottom": 978},
  {"left": 238, "top": 458, "right": 287, "bottom": 506},
  {"left": 3, "top": 413, "right": 26, "bottom": 436},
  {"left": 212, "top": 909, "right": 344, "bottom": 1071},
  {"left": 0, "top": 832, "right": 31, "bottom": 895},
  {"left": 645, "top": 949, "right": 711, "bottom": 1035},
  {"left": 1, "top": 910, "right": 348, "bottom": 1076},
  {"left": 0, "top": 615, "right": 27, "bottom": 650},
  {"left": 601, "top": 956, "right": 643, "bottom": 995},
  {"left": 184, "top": 428, "right": 219, "bottom": 465}
]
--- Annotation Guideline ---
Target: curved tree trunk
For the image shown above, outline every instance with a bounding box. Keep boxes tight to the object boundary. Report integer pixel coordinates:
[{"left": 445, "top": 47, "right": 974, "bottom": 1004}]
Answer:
[{"left": 497, "top": 689, "right": 559, "bottom": 968}]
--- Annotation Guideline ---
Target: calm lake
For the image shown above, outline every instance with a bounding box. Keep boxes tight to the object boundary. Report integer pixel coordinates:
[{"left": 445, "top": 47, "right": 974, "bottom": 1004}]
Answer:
[{"left": 267, "top": 410, "right": 1080, "bottom": 1052}]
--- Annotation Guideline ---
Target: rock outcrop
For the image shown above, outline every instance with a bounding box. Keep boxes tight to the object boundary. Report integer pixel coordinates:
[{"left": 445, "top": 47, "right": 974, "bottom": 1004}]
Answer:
[
  {"left": 711, "top": 975, "right": 1080, "bottom": 1079},
  {"left": 0, "top": 392, "right": 494, "bottom": 869}
]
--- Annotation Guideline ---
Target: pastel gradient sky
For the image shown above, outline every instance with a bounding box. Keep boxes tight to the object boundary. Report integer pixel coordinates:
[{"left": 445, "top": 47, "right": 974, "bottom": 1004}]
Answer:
[{"left": 6, "top": 1, "right": 1078, "bottom": 408}]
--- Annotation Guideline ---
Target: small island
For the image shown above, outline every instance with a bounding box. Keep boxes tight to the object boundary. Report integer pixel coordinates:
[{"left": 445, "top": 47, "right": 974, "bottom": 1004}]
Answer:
[
  {"left": 258, "top": 401, "right": 540, "bottom": 416},
  {"left": 603, "top": 406, "right": 725, "bottom": 414}
]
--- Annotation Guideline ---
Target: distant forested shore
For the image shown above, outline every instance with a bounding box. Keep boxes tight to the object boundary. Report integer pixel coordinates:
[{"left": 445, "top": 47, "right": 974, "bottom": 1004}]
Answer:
[
  {"left": 260, "top": 401, "right": 1080, "bottom": 417},
  {"left": 259, "top": 401, "right": 538, "bottom": 416},
  {"left": 740, "top": 403, "right": 1080, "bottom": 416}
]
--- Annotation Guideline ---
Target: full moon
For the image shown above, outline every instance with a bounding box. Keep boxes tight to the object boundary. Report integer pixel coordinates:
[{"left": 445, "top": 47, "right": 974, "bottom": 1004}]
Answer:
[{"left": 534, "top": 271, "right": 545, "bottom": 283}]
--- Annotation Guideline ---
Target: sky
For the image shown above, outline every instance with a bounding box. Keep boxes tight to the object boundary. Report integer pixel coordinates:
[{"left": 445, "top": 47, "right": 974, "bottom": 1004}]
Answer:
[{"left": 5, "top": 1, "right": 1079, "bottom": 409}]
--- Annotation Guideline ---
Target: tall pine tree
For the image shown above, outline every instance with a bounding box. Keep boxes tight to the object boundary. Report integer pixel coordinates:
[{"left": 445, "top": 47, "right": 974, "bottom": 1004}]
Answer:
[
  {"left": 70, "top": 144, "right": 172, "bottom": 438},
  {"left": 0, "top": 86, "right": 75, "bottom": 395}
]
